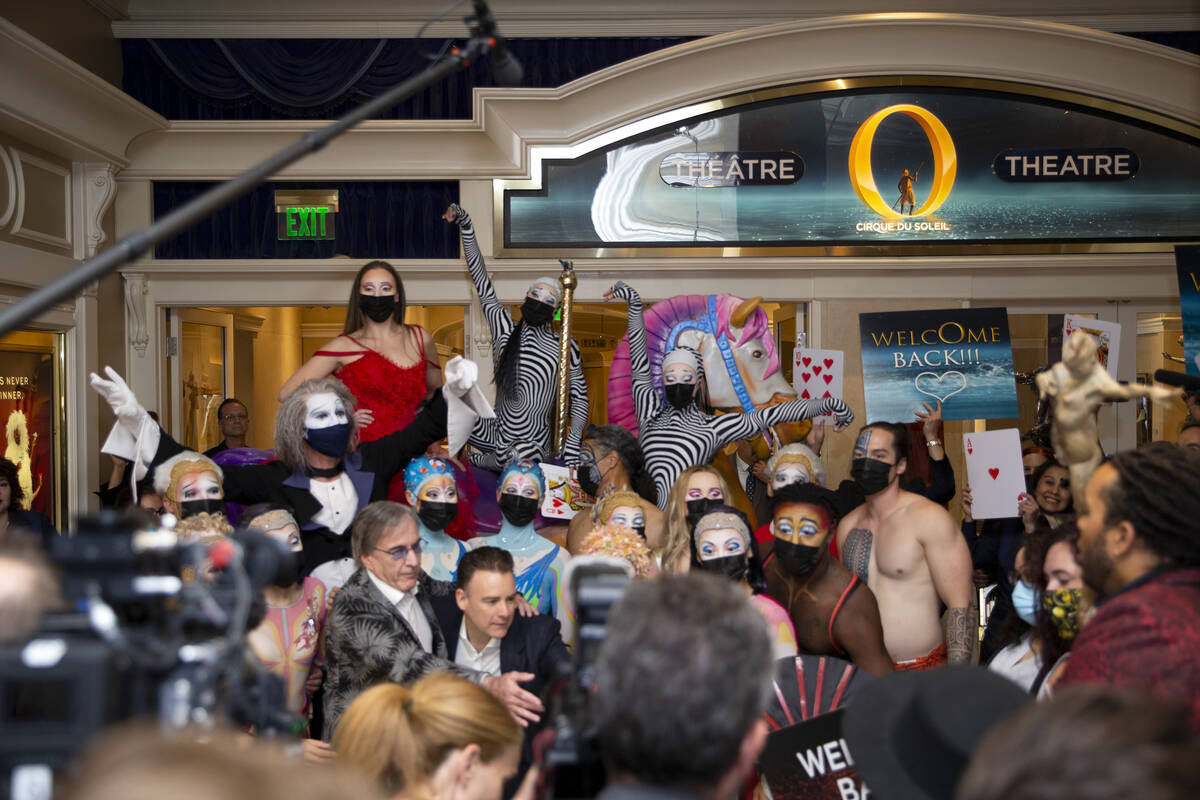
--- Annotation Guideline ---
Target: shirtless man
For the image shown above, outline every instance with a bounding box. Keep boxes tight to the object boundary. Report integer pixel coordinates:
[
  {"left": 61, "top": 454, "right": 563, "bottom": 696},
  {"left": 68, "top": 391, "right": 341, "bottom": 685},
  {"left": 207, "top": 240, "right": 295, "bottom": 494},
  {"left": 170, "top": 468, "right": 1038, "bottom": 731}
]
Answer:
[
  {"left": 835, "top": 422, "right": 975, "bottom": 668},
  {"left": 761, "top": 482, "right": 894, "bottom": 675}
]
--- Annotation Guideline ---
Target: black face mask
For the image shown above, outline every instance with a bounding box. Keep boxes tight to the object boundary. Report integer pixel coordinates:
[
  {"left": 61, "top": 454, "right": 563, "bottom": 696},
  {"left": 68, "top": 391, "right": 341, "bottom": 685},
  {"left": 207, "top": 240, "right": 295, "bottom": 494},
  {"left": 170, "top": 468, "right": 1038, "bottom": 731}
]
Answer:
[
  {"left": 178, "top": 498, "right": 225, "bottom": 519},
  {"left": 664, "top": 383, "right": 695, "bottom": 409},
  {"left": 359, "top": 293, "right": 397, "bottom": 323},
  {"left": 578, "top": 461, "right": 604, "bottom": 498},
  {"left": 1025, "top": 473, "right": 1038, "bottom": 494},
  {"left": 499, "top": 494, "right": 539, "bottom": 527},
  {"left": 305, "top": 423, "right": 351, "bottom": 458},
  {"left": 631, "top": 525, "right": 646, "bottom": 540},
  {"left": 417, "top": 500, "right": 457, "bottom": 532},
  {"left": 685, "top": 497, "right": 722, "bottom": 531},
  {"left": 774, "top": 539, "right": 824, "bottom": 575},
  {"left": 272, "top": 554, "right": 302, "bottom": 588},
  {"left": 851, "top": 457, "right": 893, "bottom": 495},
  {"left": 696, "top": 554, "right": 749, "bottom": 583},
  {"left": 521, "top": 298, "right": 555, "bottom": 326}
]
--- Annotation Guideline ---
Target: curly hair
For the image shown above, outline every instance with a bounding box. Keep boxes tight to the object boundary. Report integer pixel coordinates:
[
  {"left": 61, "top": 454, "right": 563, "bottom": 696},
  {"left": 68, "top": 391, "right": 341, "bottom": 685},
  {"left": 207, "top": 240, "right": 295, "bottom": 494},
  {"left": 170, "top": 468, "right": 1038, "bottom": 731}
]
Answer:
[
  {"left": 273, "top": 378, "right": 358, "bottom": 469},
  {"left": 660, "top": 464, "right": 733, "bottom": 574},
  {"left": 0, "top": 458, "right": 24, "bottom": 511},
  {"left": 584, "top": 424, "right": 657, "bottom": 505}
]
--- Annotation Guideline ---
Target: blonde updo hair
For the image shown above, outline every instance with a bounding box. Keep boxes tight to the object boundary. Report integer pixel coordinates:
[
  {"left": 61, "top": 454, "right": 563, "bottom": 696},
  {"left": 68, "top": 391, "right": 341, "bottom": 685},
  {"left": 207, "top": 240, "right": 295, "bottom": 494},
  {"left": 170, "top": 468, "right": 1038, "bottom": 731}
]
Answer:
[
  {"left": 333, "top": 674, "right": 520, "bottom": 797},
  {"left": 594, "top": 489, "right": 651, "bottom": 525}
]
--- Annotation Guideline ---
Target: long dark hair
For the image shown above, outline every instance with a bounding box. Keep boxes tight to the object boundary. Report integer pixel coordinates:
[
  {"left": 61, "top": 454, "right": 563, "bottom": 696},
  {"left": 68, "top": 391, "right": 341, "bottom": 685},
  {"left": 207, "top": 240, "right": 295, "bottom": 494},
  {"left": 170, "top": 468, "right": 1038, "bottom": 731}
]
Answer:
[
  {"left": 1028, "top": 522, "right": 1081, "bottom": 692},
  {"left": 584, "top": 424, "right": 658, "bottom": 506},
  {"left": 343, "top": 260, "right": 407, "bottom": 334},
  {"left": 1029, "top": 459, "right": 1073, "bottom": 515}
]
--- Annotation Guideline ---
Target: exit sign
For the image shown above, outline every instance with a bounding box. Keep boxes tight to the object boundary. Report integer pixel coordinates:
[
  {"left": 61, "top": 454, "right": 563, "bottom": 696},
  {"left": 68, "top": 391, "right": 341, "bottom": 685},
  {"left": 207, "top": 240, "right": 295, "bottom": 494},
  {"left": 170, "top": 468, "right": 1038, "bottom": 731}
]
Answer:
[
  {"left": 278, "top": 206, "right": 335, "bottom": 240},
  {"left": 274, "top": 189, "right": 338, "bottom": 241}
]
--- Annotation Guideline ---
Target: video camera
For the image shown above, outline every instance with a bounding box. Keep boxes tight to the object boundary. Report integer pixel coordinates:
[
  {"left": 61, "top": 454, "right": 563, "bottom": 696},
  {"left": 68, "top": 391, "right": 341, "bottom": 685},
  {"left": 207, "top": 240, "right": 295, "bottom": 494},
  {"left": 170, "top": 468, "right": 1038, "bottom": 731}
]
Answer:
[
  {"left": 0, "top": 509, "right": 302, "bottom": 797},
  {"left": 537, "top": 557, "right": 634, "bottom": 799}
]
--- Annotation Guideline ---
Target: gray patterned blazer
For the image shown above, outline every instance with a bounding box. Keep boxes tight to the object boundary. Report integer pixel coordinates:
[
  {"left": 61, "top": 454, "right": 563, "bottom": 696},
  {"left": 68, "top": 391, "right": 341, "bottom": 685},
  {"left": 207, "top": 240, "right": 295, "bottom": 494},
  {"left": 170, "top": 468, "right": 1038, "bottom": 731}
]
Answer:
[{"left": 322, "top": 566, "right": 481, "bottom": 740}]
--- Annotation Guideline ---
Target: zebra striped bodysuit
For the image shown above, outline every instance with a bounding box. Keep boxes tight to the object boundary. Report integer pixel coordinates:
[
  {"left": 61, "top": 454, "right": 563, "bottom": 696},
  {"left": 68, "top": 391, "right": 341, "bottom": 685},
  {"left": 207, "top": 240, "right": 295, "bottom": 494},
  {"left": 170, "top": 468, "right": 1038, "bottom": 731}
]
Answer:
[
  {"left": 611, "top": 281, "right": 853, "bottom": 508},
  {"left": 451, "top": 205, "right": 589, "bottom": 469}
]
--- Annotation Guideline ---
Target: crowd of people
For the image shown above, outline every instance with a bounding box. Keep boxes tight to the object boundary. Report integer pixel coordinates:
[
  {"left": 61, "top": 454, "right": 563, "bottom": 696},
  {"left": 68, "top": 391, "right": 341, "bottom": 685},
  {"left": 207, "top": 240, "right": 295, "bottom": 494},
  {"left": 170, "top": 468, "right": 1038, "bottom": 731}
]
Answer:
[{"left": 3, "top": 208, "right": 1200, "bottom": 799}]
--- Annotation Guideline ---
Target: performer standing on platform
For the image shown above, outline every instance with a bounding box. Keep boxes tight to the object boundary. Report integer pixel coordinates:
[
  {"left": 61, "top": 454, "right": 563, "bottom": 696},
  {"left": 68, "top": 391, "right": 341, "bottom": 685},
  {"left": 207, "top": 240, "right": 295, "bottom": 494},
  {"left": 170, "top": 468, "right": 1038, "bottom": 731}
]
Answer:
[
  {"left": 605, "top": 280, "right": 853, "bottom": 508},
  {"left": 445, "top": 204, "right": 589, "bottom": 468},
  {"left": 279, "top": 261, "right": 441, "bottom": 440}
]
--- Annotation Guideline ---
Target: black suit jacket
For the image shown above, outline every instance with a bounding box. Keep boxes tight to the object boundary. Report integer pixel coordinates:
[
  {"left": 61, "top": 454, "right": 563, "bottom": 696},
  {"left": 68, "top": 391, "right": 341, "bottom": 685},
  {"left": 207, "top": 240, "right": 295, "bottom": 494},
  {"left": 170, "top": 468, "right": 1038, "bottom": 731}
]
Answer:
[
  {"left": 430, "top": 591, "right": 571, "bottom": 788},
  {"left": 429, "top": 594, "right": 570, "bottom": 699},
  {"left": 153, "top": 393, "right": 447, "bottom": 572}
]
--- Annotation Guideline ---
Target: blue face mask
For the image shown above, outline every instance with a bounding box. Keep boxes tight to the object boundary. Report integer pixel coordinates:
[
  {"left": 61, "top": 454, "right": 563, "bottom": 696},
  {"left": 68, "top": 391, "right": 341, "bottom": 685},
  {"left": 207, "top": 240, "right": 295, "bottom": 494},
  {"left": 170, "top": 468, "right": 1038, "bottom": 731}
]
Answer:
[{"left": 1011, "top": 579, "right": 1038, "bottom": 625}]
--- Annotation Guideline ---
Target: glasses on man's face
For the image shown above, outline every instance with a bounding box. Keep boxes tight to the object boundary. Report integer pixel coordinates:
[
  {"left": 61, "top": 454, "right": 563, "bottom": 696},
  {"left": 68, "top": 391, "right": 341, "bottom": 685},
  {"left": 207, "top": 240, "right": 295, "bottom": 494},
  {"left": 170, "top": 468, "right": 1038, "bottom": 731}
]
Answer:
[
  {"left": 375, "top": 541, "right": 423, "bottom": 561},
  {"left": 221, "top": 413, "right": 248, "bottom": 421}
]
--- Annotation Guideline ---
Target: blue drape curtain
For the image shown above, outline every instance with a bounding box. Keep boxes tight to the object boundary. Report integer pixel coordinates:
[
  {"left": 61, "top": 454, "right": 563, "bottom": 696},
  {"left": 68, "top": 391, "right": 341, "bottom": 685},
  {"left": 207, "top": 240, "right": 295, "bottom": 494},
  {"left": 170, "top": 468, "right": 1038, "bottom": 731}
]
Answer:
[
  {"left": 153, "top": 181, "right": 460, "bottom": 259},
  {"left": 123, "top": 37, "right": 696, "bottom": 120}
]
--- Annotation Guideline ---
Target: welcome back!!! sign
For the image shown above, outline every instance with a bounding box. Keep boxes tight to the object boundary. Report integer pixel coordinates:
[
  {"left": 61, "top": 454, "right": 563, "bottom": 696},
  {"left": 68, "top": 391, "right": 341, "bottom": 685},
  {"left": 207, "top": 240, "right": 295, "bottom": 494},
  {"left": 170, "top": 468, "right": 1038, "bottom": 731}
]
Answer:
[{"left": 858, "top": 307, "right": 1019, "bottom": 424}]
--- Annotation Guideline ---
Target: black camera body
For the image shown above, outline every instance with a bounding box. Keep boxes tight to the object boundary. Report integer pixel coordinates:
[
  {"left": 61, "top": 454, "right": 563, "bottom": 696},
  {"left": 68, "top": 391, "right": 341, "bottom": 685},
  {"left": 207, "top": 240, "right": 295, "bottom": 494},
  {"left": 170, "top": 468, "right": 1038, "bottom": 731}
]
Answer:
[
  {"left": 0, "top": 510, "right": 302, "bottom": 796},
  {"left": 539, "top": 558, "right": 633, "bottom": 800}
]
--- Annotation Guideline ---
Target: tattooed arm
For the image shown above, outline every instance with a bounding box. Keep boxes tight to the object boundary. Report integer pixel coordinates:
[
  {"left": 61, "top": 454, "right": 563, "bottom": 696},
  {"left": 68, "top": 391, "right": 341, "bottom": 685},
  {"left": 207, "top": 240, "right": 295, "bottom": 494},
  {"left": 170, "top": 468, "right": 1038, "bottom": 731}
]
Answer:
[{"left": 919, "top": 503, "right": 976, "bottom": 664}]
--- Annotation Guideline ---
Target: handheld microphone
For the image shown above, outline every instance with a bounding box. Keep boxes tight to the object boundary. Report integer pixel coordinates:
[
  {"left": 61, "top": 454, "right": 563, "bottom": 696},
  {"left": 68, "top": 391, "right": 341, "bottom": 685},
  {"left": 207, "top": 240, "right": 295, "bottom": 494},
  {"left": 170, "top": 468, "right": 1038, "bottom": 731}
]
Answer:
[
  {"left": 471, "top": 0, "right": 524, "bottom": 86},
  {"left": 1153, "top": 369, "right": 1200, "bottom": 395}
]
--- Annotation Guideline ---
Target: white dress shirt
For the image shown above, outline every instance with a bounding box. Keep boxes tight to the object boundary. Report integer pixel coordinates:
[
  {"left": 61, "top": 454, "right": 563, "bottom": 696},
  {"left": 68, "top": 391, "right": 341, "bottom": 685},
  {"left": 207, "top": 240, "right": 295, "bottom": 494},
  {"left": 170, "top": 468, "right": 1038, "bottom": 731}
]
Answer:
[
  {"left": 366, "top": 569, "right": 434, "bottom": 653},
  {"left": 309, "top": 472, "right": 357, "bottom": 535},
  {"left": 454, "top": 619, "right": 502, "bottom": 677}
]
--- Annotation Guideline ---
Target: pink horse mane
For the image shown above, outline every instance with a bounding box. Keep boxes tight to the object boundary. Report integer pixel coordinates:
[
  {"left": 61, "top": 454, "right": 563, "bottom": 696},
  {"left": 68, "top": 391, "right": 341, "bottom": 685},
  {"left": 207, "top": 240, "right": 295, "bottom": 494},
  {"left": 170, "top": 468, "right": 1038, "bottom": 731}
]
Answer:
[{"left": 607, "top": 294, "right": 780, "bottom": 434}]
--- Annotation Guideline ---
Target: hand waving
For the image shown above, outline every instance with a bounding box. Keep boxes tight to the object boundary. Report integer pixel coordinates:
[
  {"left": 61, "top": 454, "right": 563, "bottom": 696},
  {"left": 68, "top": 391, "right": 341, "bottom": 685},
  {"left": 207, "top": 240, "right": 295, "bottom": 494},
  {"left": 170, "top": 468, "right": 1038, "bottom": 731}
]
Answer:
[{"left": 603, "top": 280, "right": 639, "bottom": 303}]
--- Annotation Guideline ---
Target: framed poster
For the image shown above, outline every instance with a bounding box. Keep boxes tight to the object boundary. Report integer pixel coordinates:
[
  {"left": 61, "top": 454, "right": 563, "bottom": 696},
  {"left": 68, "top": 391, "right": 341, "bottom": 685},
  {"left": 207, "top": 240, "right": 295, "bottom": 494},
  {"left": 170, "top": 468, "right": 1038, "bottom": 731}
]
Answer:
[{"left": 0, "top": 330, "right": 65, "bottom": 529}]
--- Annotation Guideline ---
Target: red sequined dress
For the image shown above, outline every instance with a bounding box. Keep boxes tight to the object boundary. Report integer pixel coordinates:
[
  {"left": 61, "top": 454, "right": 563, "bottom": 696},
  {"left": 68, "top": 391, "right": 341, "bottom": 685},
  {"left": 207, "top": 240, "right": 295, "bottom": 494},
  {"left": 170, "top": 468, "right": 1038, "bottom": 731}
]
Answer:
[{"left": 316, "top": 330, "right": 479, "bottom": 539}]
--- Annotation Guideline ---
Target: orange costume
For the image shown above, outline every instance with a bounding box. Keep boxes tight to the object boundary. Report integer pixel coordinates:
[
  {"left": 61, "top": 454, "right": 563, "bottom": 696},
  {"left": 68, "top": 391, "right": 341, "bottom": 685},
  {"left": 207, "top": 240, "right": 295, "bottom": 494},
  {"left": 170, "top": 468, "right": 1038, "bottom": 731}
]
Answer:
[{"left": 893, "top": 641, "right": 947, "bottom": 671}]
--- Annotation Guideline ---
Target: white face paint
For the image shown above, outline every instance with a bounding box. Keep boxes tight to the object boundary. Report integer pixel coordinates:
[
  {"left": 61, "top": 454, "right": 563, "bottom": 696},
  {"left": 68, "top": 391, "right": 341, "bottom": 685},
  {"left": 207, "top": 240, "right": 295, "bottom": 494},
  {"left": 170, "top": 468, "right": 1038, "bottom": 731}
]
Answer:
[
  {"left": 305, "top": 392, "right": 349, "bottom": 429},
  {"left": 609, "top": 505, "right": 645, "bottom": 530},
  {"left": 696, "top": 528, "right": 745, "bottom": 561},
  {"left": 663, "top": 363, "right": 697, "bottom": 385},
  {"left": 501, "top": 473, "right": 541, "bottom": 500},
  {"left": 771, "top": 462, "right": 812, "bottom": 490},
  {"left": 527, "top": 283, "right": 559, "bottom": 307},
  {"left": 178, "top": 470, "right": 222, "bottom": 502}
]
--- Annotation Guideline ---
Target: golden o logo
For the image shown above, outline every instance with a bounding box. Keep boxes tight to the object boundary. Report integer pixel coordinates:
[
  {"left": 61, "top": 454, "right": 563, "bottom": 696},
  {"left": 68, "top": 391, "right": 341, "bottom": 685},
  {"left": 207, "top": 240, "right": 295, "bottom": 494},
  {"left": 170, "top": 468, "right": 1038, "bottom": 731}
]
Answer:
[{"left": 847, "top": 104, "right": 957, "bottom": 219}]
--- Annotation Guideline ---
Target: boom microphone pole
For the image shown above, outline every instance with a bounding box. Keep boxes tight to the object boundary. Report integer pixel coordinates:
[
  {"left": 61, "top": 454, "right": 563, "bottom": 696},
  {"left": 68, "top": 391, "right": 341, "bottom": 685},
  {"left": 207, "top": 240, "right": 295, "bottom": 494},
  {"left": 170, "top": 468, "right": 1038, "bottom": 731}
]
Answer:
[{"left": 0, "top": 0, "right": 520, "bottom": 337}]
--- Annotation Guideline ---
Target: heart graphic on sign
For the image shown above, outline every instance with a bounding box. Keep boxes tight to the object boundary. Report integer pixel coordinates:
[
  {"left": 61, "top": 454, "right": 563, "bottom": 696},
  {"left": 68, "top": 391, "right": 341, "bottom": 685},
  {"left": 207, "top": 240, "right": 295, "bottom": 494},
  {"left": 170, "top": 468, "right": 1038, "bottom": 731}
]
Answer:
[
  {"left": 824, "top": 358, "right": 834, "bottom": 369},
  {"left": 966, "top": 438, "right": 973, "bottom": 454},
  {"left": 801, "top": 372, "right": 811, "bottom": 382},
  {"left": 802, "top": 357, "right": 812, "bottom": 367},
  {"left": 813, "top": 366, "right": 823, "bottom": 376},
  {"left": 914, "top": 371, "right": 968, "bottom": 403},
  {"left": 988, "top": 468, "right": 999, "bottom": 480},
  {"left": 823, "top": 391, "right": 831, "bottom": 398},
  {"left": 551, "top": 498, "right": 565, "bottom": 508},
  {"left": 801, "top": 389, "right": 811, "bottom": 399},
  {"left": 823, "top": 374, "right": 833, "bottom": 385}
]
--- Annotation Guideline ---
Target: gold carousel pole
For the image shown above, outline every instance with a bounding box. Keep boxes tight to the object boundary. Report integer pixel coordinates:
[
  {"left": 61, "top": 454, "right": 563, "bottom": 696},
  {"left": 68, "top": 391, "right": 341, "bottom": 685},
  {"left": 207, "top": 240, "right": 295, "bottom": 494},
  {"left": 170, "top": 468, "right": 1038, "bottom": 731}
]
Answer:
[{"left": 553, "top": 259, "right": 577, "bottom": 455}]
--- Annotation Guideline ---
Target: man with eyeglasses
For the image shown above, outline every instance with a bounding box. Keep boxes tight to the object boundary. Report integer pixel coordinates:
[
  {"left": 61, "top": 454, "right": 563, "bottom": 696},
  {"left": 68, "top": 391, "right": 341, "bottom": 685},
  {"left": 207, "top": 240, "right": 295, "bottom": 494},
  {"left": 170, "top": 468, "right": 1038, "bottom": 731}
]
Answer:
[
  {"left": 323, "top": 501, "right": 545, "bottom": 740},
  {"left": 204, "top": 398, "right": 249, "bottom": 458}
]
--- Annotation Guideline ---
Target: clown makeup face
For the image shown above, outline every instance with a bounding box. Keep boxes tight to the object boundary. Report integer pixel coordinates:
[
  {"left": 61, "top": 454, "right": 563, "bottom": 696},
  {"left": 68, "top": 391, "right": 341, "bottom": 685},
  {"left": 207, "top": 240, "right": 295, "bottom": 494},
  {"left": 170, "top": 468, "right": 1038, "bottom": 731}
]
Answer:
[
  {"left": 305, "top": 393, "right": 349, "bottom": 429},
  {"left": 684, "top": 471, "right": 724, "bottom": 504},
  {"left": 663, "top": 363, "right": 698, "bottom": 385},
  {"left": 609, "top": 504, "right": 645, "bottom": 532},
  {"left": 696, "top": 527, "right": 746, "bottom": 561},
  {"left": 772, "top": 502, "right": 833, "bottom": 548},
  {"left": 527, "top": 282, "right": 559, "bottom": 308},
  {"left": 771, "top": 462, "right": 812, "bottom": 491},
  {"left": 172, "top": 470, "right": 221, "bottom": 514},
  {"left": 500, "top": 472, "right": 541, "bottom": 501},
  {"left": 415, "top": 474, "right": 458, "bottom": 504}
]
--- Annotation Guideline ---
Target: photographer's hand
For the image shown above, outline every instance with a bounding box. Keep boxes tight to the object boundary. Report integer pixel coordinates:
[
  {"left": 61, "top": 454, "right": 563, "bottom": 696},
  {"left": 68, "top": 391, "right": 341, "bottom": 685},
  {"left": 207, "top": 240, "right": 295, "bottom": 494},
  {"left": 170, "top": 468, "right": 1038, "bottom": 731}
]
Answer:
[{"left": 483, "top": 672, "right": 544, "bottom": 727}]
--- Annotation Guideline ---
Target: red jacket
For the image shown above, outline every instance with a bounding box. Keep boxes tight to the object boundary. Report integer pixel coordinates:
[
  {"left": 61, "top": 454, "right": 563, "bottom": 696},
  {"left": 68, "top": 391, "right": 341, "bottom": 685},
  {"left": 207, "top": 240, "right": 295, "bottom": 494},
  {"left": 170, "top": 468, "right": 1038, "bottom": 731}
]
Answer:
[{"left": 1059, "top": 566, "right": 1200, "bottom": 726}]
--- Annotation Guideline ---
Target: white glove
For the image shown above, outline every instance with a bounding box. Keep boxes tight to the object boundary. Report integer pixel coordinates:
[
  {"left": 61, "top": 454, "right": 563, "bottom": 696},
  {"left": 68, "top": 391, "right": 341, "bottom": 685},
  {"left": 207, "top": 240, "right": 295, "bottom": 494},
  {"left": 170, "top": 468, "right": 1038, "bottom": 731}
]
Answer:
[
  {"left": 443, "top": 356, "right": 494, "bottom": 457},
  {"left": 90, "top": 366, "right": 158, "bottom": 482}
]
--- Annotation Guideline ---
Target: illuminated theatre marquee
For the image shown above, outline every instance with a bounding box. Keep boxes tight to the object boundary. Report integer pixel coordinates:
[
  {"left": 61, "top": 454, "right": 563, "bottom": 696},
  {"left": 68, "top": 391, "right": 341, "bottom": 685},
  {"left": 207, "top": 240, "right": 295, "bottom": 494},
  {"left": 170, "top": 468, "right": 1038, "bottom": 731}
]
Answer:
[{"left": 498, "top": 79, "right": 1200, "bottom": 255}]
